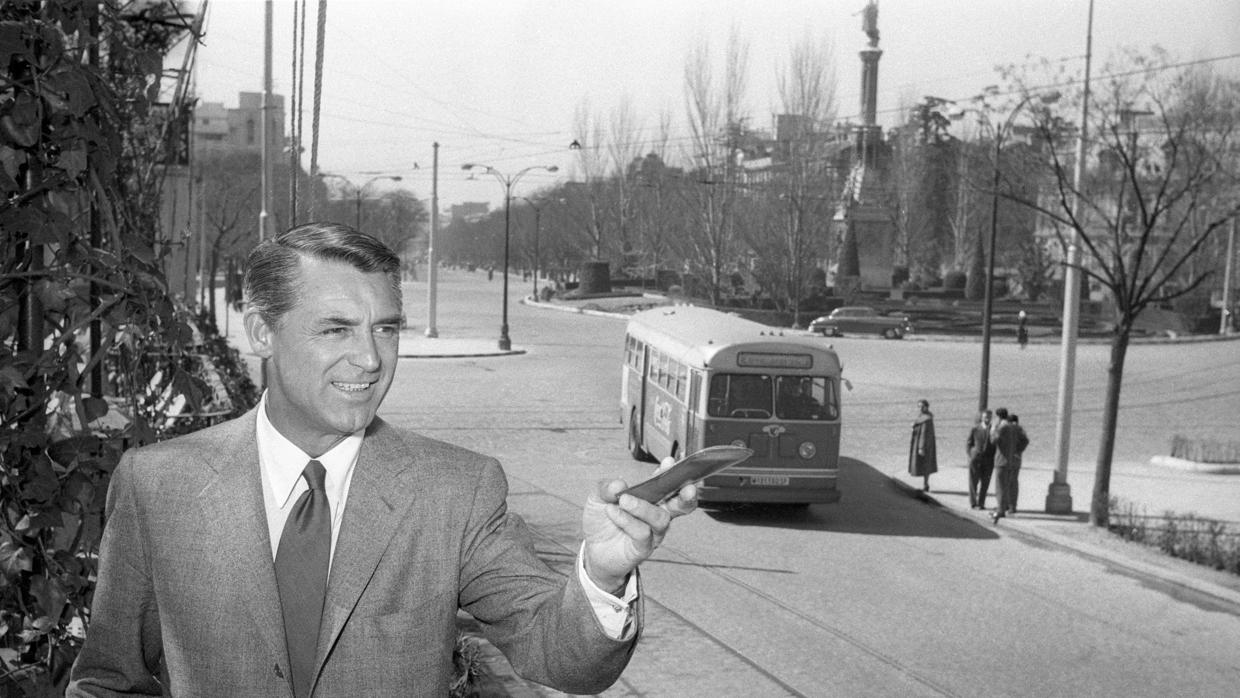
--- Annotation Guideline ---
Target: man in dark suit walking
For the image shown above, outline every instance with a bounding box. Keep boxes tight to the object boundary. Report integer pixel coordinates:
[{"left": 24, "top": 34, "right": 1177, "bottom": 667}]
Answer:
[
  {"left": 68, "top": 223, "right": 696, "bottom": 697},
  {"left": 991, "top": 408, "right": 1030, "bottom": 522},
  {"left": 966, "top": 410, "right": 995, "bottom": 509}
]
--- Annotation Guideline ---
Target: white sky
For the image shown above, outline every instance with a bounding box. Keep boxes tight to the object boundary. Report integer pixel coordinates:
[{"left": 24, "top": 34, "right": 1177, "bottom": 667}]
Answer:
[{"left": 183, "top": 0, "right": 1240, "bottom": 209}]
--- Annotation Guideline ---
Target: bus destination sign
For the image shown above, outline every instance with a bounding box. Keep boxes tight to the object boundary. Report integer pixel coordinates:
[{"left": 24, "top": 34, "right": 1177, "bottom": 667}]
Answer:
[{"left": 736, "top": 352, "right": 813, "bottom": 369}]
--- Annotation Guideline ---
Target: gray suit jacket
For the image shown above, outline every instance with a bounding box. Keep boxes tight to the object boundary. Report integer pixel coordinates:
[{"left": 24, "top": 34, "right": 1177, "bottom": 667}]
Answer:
[{"left": 68, "top": 409, "right": 636, "bottom": 696}]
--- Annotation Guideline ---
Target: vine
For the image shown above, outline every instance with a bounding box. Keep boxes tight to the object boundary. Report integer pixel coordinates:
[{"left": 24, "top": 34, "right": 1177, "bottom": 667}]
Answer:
[{"left": 0, "top": 2, "right": 257, "bottom": 692}]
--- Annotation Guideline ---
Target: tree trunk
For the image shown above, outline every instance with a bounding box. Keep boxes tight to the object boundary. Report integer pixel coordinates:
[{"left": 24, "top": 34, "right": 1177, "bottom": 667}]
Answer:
[
  {"left": 1089, "top": 324, "right": 1132, "bottom": 527},
  {"left": 965, "top": 228, "right": 986, "bottom": 300}
]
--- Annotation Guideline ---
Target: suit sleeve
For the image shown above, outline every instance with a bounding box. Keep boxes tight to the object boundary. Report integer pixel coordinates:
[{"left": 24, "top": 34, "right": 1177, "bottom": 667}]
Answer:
[
  {"left": 66, "top": 454, "right": 164, "bottom": 697},
  {"left": 456, "top": 459, "right": 635, "bottom": 694}
]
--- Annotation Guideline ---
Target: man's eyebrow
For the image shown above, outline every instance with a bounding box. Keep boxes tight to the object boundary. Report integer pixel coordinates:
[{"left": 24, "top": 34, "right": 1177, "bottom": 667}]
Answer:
[
  {"left": 313, "top": 313, "right": 403, "bottom": 327},
  {"left": 316, "top": 315, "right": 360, "bottom": 327}
]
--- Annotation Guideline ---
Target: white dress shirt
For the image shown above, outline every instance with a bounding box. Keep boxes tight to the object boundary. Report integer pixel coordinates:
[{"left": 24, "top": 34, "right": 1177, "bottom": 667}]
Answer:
[{"left": 252, "top": 393, "right": 636, "bottom": 638}]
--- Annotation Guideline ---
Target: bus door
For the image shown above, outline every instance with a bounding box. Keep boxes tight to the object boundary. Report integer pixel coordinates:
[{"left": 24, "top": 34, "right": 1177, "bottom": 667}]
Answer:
[
  {"left": 636, "top": 344, "right": 650, "bottom": 435},
  {"left": 685, "top": 371, "right": 702, "bottom": 453}
]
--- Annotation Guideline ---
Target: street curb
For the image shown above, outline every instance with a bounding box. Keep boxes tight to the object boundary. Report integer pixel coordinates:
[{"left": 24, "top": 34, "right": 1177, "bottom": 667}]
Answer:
[
  {"left": 1149, "top": 455, "right": 1240, "bottom": 475},
  {"left": 905, "top": 331, "right": 1240, "bottom": 346},
  {"left": 523, "top": 297, "right": 1240, "bottom": 346},
  {"left": 396, "top": 349, "right": 528, "bottom": 359},
  {"left": 887, "top": 473, "right": 1240, "bottom": 611},
  {"left": 520, "top": 296, "right": 634, "bottom": 320}
]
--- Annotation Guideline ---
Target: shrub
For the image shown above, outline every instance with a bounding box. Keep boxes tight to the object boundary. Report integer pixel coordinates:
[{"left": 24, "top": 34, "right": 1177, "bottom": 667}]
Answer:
[
  {"left": 1108, "top": 498, "right": 1240, "bottom": 576},
  {"left": 0, "top": 4, "right": 218, "bottom": 691}
]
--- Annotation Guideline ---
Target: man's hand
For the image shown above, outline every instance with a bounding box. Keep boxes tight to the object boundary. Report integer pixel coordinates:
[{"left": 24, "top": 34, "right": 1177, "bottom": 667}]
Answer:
[{"left": 581, "top": 457, "right": 698, "bottom": 593}]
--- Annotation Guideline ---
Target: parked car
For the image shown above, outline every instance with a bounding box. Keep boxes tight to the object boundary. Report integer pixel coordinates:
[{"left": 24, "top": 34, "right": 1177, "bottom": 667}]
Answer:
[{"left": 809, "top": 306, "right": 913, "bottom": 339}]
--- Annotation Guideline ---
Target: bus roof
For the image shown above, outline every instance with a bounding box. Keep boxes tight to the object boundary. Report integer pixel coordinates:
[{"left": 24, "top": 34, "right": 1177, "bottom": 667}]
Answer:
[{"left": 626, "top": 305, "right": 841, "bottom": 372}]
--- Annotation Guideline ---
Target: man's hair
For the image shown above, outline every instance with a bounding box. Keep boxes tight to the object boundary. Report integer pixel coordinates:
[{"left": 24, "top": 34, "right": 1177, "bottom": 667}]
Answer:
[
  {"left": 244, "top": 221, "right": 402, "bottom": 327},
  {"left": 994, "top": 407, "right": 1010, "bottom": 420}
]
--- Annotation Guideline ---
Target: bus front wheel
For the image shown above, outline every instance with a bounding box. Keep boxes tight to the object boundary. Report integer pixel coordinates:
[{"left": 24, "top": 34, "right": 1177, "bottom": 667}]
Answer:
[{"left": 628, "top": 410, "right": 653, "bottom": 462}]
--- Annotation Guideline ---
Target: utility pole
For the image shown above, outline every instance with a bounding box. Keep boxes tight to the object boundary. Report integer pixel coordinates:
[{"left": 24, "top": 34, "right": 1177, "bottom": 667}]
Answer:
[
  {"left": 1223, "top": 218, "right": 1236, "bottom": 334},
  {"left": 1047, "top": 0, "right": 1094, "bottom": 515},
  {"left": 426, "top": 143, "right": 439, "bottom": 338},
  {"left": 259, "top": 0, "right": 273, "bottom": 243}
]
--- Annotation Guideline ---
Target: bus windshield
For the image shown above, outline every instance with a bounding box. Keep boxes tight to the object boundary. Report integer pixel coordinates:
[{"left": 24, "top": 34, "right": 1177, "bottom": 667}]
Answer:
[{"left": 707, "top": 374, "right": 838, "bottom": 421}]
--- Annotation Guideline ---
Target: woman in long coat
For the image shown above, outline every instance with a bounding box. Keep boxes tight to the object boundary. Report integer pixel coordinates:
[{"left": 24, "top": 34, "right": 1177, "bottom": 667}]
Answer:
[{"left": 909, "top": 399, "right": 938, "bottom": 491}]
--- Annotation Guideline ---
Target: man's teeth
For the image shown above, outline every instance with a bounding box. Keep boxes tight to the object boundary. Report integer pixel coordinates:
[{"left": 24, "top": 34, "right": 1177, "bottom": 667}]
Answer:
[{"left": 334, "top": 382, "right": 370, "bottom": 392}]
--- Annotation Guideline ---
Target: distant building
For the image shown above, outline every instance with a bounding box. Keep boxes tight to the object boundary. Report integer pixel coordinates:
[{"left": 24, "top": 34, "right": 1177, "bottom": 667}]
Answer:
[
  {"left": 448, "top": 202, "right": 490, "bottom": 225},
  {"left": 193, "top": 91, "right": 285, "bottom": 153}
]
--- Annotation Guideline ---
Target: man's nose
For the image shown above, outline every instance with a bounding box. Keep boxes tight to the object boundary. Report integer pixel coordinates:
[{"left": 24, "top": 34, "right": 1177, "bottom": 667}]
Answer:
[{"left": 350, "top": 332, "right": 382, "bottom": 371}]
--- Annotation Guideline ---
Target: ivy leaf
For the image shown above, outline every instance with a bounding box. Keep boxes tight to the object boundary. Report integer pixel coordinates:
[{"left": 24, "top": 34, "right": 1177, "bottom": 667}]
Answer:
[
  {"left": 0, "top": 92, "right": 42, "bottom": 148},
  {"left": 44, "top": 71, "right": 96, "bottom": 119},
  {"left": 0, "top": 537, "right": 33, "bottom": 579},
  {"left": 0, "top": 365, "right": 28, "bottom": 391},
  {"left": 55, "top": 145, "right": 87, "bottom": 178},
  {"left": 82, "top": 396, "right": 108, "bottom": 423},
  {"left": 29, "top": 576, "right": 68, "bottom": 621},
  {"left": 0, "top": 144, "right": 23, "bottom": 192},
  {"left": 0, "top": 21, "right": 26, "bottom": 65}
]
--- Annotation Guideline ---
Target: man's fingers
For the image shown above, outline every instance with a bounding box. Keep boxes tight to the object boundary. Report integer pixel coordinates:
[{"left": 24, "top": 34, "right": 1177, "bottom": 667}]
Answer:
[
  {"left": 664, "top": 483, "right": 699, "bottom": 517},
  {"left": 654, "top": 456, "right": 676, "bottom": 474}
]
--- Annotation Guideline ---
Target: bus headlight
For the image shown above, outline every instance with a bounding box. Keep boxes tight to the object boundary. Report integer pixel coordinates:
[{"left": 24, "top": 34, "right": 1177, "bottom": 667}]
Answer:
[
  {"left": 730, "top": 439, "right": 747, "bottom": 448},
  {"left": 798, "top": 441, "right": 817, "bottom": 459}
]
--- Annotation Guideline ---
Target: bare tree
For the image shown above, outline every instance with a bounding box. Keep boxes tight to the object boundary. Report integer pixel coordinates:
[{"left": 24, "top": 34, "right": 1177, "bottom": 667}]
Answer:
[
  {"left": 571, "top": 99, "right": 610, "bottom": 261},
  {"left": 606, "top": 97, "right": 644, "bottom": 271},
  {"left": 1011, "top": 49, "right": 1240, "bottom": 525},
  {"left": 680, "top": 29, "right": 750, "bottom": 303},
  {"left": 747, "top": 31, "right": 838, "bottom": 325}
]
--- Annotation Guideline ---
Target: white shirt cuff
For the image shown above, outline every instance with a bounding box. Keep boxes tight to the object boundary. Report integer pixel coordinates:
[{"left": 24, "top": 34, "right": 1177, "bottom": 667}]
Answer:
[{"left": 577, "top": 544, "right": 638, "bottom": 639}]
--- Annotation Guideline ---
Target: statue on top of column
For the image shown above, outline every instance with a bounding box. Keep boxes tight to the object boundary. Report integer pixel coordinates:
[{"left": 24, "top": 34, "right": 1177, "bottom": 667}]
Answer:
[{"left": 862, "top": 1, "right": 879, "bottom": 47}]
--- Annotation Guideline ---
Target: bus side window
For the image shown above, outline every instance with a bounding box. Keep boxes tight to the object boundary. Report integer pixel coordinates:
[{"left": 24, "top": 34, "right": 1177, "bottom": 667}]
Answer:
[
  {"left": 821, "top": 378, "right": 839, "bottom": 420},
  {"left": 708, "top": 375, "right": 728, "bottom": 417}
]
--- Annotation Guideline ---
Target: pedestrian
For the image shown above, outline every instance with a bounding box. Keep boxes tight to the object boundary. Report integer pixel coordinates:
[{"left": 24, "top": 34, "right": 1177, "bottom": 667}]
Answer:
[
  {"left": 908, "top": 398, "right": 937, "bottom": 492},
  {"left": 1006, "top": 414, "right": 1029, "bottom": 514},
  {"left": 991, "top": 408, "right": 1029, "bottom": 523},
  {"left": 68, "top": 222, "right": 697, "bottom": 697},
  {"left": 966, "top": 409, "right": 995, "bottom": 509},
  {"left": 1017, "top": 310, "right": 1029, "bottom": 349}
]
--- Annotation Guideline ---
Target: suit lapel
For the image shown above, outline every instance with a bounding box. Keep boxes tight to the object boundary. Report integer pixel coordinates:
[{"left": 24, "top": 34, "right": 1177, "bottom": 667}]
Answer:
[
  {"left": 317, "top": 419, "right": 418, "bottom": 663},
  {"left": 197, "top": 408, "right": 289, "bottom": 665}
]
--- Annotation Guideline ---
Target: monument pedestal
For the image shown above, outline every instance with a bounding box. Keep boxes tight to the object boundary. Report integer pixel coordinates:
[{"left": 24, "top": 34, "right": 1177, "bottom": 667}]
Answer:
[{"left": 1045, "top": 481, "right": 1073, "bottom": 514}]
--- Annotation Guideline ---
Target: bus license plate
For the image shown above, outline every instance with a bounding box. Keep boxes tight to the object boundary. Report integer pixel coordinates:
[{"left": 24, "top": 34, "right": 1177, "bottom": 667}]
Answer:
[{"left": 749, "top": 475, "right": 790, "bottom": 487}]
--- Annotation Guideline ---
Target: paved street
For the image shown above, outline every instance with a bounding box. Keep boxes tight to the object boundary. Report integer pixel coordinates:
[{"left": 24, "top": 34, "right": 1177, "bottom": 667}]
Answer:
[{"left": 222, "top": 268, "right": 1240, "bottom": 696}]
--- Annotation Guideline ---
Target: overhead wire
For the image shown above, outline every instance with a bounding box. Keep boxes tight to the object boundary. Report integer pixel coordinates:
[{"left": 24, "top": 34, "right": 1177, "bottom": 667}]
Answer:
[
  {"left": 250, "top": 5, "right": 1240, "bottom": 195},
  {"left": 307, "top": 0, "right": 326, "bottom": 219}
]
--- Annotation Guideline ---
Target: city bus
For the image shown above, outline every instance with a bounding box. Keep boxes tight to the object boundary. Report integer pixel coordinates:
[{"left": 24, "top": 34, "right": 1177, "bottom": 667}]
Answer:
[{"left": 621, "top": 305, "right": 843, "bottom": 505}]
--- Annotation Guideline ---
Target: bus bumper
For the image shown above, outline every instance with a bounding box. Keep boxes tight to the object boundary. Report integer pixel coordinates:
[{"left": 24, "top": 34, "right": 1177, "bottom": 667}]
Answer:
[{"left": 697, "top": 483, "right": 841, "bottom": 505}]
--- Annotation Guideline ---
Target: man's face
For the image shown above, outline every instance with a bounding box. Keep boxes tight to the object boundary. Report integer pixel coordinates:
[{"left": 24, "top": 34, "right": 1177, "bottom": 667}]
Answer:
[{"left": 245, "top": 256, "right": 401, "bottom": 456}]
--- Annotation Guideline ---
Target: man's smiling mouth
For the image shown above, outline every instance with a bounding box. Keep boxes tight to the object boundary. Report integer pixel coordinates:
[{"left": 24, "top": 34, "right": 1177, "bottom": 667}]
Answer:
[{"left": 333, "top": 381, "right": 372, "bottom": 392}]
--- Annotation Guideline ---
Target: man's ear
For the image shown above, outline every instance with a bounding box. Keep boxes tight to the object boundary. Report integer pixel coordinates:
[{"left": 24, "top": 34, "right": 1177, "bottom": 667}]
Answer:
[{"left": 244, "top": 310, "right": 275, "bottom": 359}]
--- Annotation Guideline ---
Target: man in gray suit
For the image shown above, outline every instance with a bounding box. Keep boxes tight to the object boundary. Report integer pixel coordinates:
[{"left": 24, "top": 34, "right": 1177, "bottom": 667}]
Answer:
[{"left": 68, "top": 222, "right": 696, "bottom": 697}]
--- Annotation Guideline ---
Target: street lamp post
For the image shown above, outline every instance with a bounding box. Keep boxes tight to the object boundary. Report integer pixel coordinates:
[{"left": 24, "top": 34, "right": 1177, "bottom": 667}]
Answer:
[
  {"left": 318, "top": 173, "right": 403, "bottom": 230},
  {"left": 975, "top": 90, "right": 1060, "bottom": 412},
  {"left": 462, "top": 163, "right": 559, "bottom": 350},
  {"left": 1049, "top": 0, "right": 1095, "bottom": 516}
]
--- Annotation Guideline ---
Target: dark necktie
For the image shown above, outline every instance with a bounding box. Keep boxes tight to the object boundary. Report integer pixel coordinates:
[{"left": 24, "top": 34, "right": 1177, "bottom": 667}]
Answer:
[{"left": 275, "top": 460, "right": 331, "bottom": 698}]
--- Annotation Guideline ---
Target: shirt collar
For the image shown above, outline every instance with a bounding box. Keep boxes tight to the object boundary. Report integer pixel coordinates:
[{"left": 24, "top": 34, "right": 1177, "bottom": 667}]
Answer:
[{"left": 255, "top": 392, "right": 364, "bottom": 509}]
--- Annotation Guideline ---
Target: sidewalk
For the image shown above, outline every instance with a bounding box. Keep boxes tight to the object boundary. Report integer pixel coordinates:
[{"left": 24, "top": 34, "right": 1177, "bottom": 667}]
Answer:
[{"left": 887, "top": 462, "right": 1240, "bottom": 608}]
